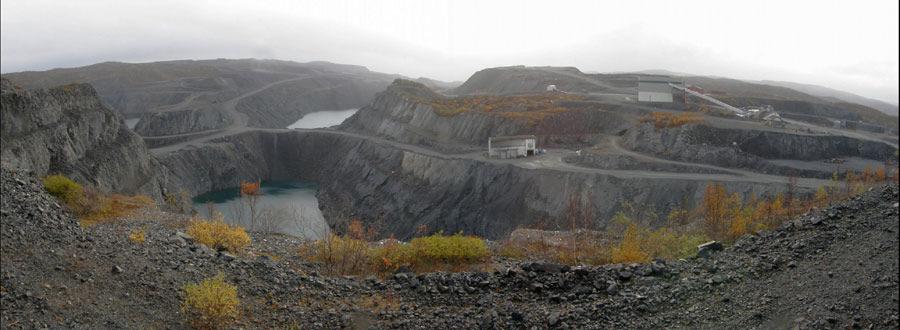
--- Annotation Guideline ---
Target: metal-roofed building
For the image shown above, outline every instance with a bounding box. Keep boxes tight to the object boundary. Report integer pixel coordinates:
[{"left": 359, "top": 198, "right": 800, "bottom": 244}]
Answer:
[
  {"left": 637, "top": 76, "right": 683, "bottom": 103},
  {"left": 488, "top": 135, "right": 536, "bottom": 159}
]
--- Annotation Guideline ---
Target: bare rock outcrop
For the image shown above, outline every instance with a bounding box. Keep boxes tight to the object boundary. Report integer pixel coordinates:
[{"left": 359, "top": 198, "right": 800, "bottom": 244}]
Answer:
[{"left": 0, "top": 78, "right": 171, "bottom": 199}]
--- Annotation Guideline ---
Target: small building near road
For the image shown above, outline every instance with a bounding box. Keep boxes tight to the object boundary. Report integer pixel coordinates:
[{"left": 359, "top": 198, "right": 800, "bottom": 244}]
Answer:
[
  {"left": 488, "top": 135, "right": 536, "bottom": 159},
  {"left": 637, "top": 76, "right": 682, "bottom": 103}
]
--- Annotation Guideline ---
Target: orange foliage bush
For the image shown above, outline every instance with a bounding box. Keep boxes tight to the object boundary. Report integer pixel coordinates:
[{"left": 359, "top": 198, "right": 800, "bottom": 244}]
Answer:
[
  {"left": 239, "top": 180, "right": 260, "bottom": 196},
  {"left": 611, "top": 224, "right": 650, "bottom": 263}
]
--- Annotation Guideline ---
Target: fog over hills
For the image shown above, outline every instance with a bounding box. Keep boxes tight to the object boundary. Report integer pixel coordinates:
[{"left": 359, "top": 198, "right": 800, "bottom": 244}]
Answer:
[
  {"left": 2, "top": 0, "right": 897, "bottom": 104},
  {"left": 1, "top": 1, "right": 898, "bottom": 329}
]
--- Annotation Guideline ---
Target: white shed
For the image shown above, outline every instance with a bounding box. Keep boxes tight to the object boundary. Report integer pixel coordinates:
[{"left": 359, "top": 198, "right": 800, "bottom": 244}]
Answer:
[
  {"left": 637, "top": 81, "right": 674, "bottom": 103},
  {"left": 488, "top": 135, "right": 537, "bottom": 159}
]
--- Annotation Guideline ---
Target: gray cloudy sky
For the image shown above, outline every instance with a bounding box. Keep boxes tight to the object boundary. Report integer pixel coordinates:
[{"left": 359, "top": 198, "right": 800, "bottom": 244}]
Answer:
[{"left": 2, "top": 0, "right": 898, "bottom": 104}]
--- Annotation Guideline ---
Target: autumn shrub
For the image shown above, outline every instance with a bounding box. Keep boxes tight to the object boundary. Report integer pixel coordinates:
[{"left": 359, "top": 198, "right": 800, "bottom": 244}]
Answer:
[
  {"left": 403, "top": 233, "right": 489, "bottom": 271},
  {"left": 643, "top": 228, "right": 709, "bottom": 260},
  {"left": 182, "top": 274, "right": 240, "bottom": 330},
  {"left": 370, "top": 238, "right": 413, "bottom": 273},
  {"left": 301, "top": 234, "right": 372, "bottom": 275},
  {"left": 303, "top": 232, "right": 490, "bottom": 275},
  {"left": 611, "top": 224, "right": 650, "bottom": 263},
  {"left": 187, "top": 218, "right": 251, "bottom": 253},
  {"left": 129, "top": 228, "right": 146, "bottom": 244},
  {"left": 43, "top": 174, "right": 84, "bottom": 206},
  {"left": 814, "top": 186, "right": 830, "bottom": 207}
]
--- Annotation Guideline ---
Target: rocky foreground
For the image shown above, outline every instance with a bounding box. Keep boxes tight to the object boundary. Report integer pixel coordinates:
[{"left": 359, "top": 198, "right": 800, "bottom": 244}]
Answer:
[{"left": 1, "top": 168, "right": 898, "bottom": 329}]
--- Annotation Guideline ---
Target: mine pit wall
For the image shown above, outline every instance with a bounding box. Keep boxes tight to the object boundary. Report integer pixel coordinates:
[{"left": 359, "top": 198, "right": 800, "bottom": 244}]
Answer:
[
  {"left": 161, "top": 130, "right": 791, "bottom": 240},
  {"left": 134, "top": 107, "right": 230, "bottom": 137},
  {"left": 341, "top": 89, "right": 635, "bottom": 152},
  {"left": 340, "top": 89, "right": 527, "bottom": 149},
  {"left": 623, "top": 124, "right": 897, "bottom": 176},
  {"left": 0, "top": 79, "right": 171, "bottom": 200}
]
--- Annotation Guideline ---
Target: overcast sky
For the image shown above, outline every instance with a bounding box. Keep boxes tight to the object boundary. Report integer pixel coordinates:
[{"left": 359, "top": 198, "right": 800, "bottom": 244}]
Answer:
[{"left": 2, "top": 0, "right": 898, "bottom": 104}]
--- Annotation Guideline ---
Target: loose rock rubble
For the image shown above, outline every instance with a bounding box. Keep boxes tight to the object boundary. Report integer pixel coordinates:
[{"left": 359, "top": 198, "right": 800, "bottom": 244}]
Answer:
[{"left": 2, "top": 168, "right": 898, "bottom": 329}]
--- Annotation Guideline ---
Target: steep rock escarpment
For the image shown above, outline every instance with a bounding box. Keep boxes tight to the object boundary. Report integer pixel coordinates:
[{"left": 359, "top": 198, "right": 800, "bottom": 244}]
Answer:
[
  {"left": 340, "top": 80, "right": 524, "bottom": 150},
  {"left": 134, "top": 107, "right": 230, "bottom": 136},
  {"left": 235, "top": 75, "right": 391, "bottom": 128},
  {"left": 160, "top": 130, "right": 788, "bottom": 239},
  {"left": 0, "top": 78, "right": 170, "bottom": 198},
  {"left": 340, "top": 80, "right": 632, "bottom": 151},
  {"left": 622, "top": 123, "right": 897, "bottom": 176}
]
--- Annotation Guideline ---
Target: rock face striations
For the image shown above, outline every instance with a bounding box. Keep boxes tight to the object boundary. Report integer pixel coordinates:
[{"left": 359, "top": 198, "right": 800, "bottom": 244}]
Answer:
[
  {"left": 340, "top": 79, "right": 632, "bottom": 151},
  {"left": 0, "top": 78, "right": 170, "bottom": 198},
  {"left": 158, "top": 129, "right": 788, "bottom": 239}
]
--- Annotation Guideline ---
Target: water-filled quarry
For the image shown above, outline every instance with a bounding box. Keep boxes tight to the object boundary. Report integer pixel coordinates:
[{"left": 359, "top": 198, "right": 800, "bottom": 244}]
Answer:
[
  {"left": 287, "top": 109, "right": 358, "bottom": 129},
  {"left": 192, "top": 181, "right": 329, "bottom": 239}
]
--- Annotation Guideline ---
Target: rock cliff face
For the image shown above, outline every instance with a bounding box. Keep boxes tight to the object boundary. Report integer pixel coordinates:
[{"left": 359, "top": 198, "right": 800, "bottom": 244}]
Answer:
[
  {"left": 160, "top": 130, "right": 785, "bottom": 239},
  {"left": 0, "top": 78, "right": 170, "bottom": 199},
  {"left": 340, "top": 80, "right": 525, "bottom": 150},
  {"left": 235, "top": 75, "right": 389, "bottom": 128},
  {"left": 340, "top": 80, "right": 632, "bottom": 151},
  {"left": 134, "top": 107, "right": 230, "bottom": 136},
  {"left": 623, "top": 123, "right": 896, "bottom": 168}
]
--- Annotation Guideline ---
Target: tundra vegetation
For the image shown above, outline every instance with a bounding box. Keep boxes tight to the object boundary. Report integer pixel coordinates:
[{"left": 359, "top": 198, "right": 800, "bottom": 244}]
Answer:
[
  {"left": 427, "top": 93, "right": 584, "bottom": 123},
  {"left": 42, "top": 174, "right": 154, "bottom": 225},
  {"left": 300, "top": 165, "right": 896, "bottom": 274},
  {"left": 639, "top": 111, "right": 704, "bottom": 128},
  {"left": 494, "top": 165, "right": 897, "bottom": 265},
  {"left": 299, "top": 221, "right": 490, "bottom": 276}
]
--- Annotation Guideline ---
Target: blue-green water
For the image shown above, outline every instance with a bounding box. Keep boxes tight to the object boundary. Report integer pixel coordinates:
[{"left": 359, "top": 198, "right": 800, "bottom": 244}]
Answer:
[{"left": 192, "top": 181, "right": 329, "bottom": 239}]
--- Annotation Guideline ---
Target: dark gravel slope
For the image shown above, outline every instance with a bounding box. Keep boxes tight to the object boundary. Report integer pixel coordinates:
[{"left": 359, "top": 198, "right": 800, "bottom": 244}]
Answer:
[{"left": 2, "top": 167, "right": 897, "bottom": 329}]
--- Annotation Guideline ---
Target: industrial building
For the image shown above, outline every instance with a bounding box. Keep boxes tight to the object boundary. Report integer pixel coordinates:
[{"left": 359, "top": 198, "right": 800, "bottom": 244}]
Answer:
[
  {"left": 637, "top": 76, "right": 683, "bottom": 103},
  {"left": 488, "top": 135, "right": 537, "bottom": 159}
]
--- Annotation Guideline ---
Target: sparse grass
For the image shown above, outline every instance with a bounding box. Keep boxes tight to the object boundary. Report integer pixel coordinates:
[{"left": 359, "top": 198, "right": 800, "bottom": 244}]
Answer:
[
  {"left": 79, "top": 194, "right": 155, "bottom": 225},
  {"left": 497, "top": 230, "right": 611, "bottom": 266},
  {"left": 43, "top": 174, "right": 154, "bottom": 226},
  {"left": 129, "top": 228, "right": 146, "bottom": 244},
  {"left": 182, "top": 273, "right": 240, "bottom": 330},
  {"left": 43, "top": 174, "right": 83, "bottom": 205},
  {"left": 639, "top": 111, "right": 704, "bottom": 128},
  {"left": 187, "top": 218, "right": 251, "bottom": 253}
]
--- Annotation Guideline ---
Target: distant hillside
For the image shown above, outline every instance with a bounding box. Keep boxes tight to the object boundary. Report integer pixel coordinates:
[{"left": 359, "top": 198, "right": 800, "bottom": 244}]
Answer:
[
  {"left": 3, "top": 59, "right": 402, "bottom": 134},
  {"left": 758, "top": 80, "right": 898, "bottom": 117},
  {"left": 679, "top": 76, "right": 897, "bottom": 130},
  {"left": 455, "top": 66, "right": 897, "bottom": 133},
  {"left": 414, "top": 77, "right": 461, "bottom": 92},
  {"left": 452, "top": 66, "right": 632, "bottom": 95}
]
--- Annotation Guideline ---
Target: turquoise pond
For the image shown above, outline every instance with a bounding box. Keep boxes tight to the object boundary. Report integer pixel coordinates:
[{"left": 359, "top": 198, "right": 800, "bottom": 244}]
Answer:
[{"left": 192, "top": 181, "right": 329, "bottom": 239}]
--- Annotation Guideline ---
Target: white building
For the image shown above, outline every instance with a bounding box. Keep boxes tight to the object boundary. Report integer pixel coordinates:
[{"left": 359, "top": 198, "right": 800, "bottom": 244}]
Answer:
[
  {"left": 488, "top": 135, "right": 537, "bottom": 159},
  {"left": 637, "top": 77, "right": 682, "bottom": 103}
]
